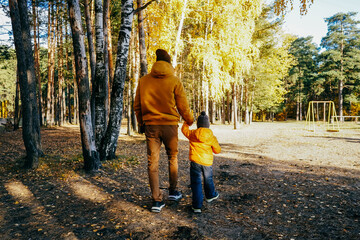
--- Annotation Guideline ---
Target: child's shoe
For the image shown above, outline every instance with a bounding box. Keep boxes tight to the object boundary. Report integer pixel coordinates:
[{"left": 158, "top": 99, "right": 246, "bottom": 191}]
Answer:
[
  {"left": 168, "top": 189, "right": 182, "bottom": 201},
  {"left": 151, "top": 201, "right": 165, "bottom": 213},
  {"left": 192, "top": 207, "right": 201, "bottom": 213},
  {"left": 205, "top": 192, "right": 219, "bottom": 203}
]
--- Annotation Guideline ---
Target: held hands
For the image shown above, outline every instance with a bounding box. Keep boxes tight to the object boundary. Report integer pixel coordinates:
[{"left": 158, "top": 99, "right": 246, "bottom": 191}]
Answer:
[{"left": 186, "top": 110, "right": 194, "bottom": 126}]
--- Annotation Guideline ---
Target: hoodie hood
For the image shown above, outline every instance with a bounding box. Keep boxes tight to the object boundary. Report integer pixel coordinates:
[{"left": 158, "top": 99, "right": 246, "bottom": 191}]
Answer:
[{"left": 150, "top": 61, "right": 175, "bottom": 78}]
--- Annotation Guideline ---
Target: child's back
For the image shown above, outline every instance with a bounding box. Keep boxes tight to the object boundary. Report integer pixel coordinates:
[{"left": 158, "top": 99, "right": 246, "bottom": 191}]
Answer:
[{"left": 181, "top": 111, "right": 221, "bottom": 213}]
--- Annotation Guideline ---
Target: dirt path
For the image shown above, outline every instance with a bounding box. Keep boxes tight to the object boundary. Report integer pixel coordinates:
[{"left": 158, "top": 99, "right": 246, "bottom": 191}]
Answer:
[{"left": 1, "top": 122, "right": 360, "bottom": 239}]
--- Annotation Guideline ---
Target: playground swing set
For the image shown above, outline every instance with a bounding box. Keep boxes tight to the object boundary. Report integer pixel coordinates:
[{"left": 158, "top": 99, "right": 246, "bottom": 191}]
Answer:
[{"left": 305, "top": 101, "right": 340, "bottom": 132}]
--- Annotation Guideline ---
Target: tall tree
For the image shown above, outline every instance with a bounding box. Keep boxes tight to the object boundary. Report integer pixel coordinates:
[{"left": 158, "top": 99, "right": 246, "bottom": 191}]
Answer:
[
  {"left": 288, "top": 36, "right": 319, "bottom": 120},
  {"left": 137, "top": 0, "right": 148, "bottom": 77},
  {"left": 46, "top": 1, "right": 55, "bottom": 126},
  {"left": 100, "top": 0, "right": 134, "bottom": 160},
  {"left": 32, "top": 0, "right": 42, "bottom": 126},
  {"left": 67, "top": 0, "right": 101, "bottom": 172},
  {"left": 93, "top": 0, "right": 109, "bottom": 150},
  {"left": 9, "top": 0, "right": 43, "bottom": 169},
  {"left": 84, "top": 0, "right": 96, "bottom": 129},
  {"left": 320, "top": 12, "right": 360, "bottom": 120}
]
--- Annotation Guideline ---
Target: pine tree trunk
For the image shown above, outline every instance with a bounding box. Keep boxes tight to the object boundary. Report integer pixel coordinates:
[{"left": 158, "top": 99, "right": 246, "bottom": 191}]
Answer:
[
  {"left": 67, "top": 0, "right": 101, "bottom": 172},
  {"left": 72, "top": 51, "right": 78, "bottom": 125},
  {"left": 131, "top": 27, "right": 139, "bottom": 132},
  {"left": 32, "top": 0, "right": 42, "bottom": 126},
  {"left": 14, "top": 70, "right": 20, "bottom": 130},
  {"left": 100, "top": 0, "right": 134, "bottom": 160},
  {"left": 58, "top": 4, "right": 65, "bottom": 126},
  {"left": 339, "top": 34, "right": 344, "bottom": 122},
  {"left": 46, "top": 2, "right": 55, "bottom": 126},
  {"left": 9, "top": 0, "right": 43, "bottom": 169},
  {"left": 127, "top": 82, "right": 132, "bottom": 136},
  {"left": 65, "top": 22, "right": 71, "bottom": 124}
]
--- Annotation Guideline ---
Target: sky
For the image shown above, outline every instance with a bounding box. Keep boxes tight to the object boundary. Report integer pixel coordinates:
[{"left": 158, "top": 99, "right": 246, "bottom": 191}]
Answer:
[{"left": 282, "top": 0, "right": 360, "bottom": 46}]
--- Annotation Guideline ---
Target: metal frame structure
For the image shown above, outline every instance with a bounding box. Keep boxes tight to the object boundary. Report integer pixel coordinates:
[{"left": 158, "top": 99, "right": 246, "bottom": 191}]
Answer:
[{"left": 305, "top": 101, "right": 340, "bottom": 132}]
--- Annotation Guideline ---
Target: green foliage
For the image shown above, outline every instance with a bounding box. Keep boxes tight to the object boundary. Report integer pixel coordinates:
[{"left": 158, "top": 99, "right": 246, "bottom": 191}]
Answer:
[
  {"left": 0, "top": 45, "right": 16, "bottom": 114},
  {"left": 250, "top": 6, "right": 294, "bottom": 113},
  {"left": 319, "top": 12, "right": 360, "bottom": 112},
  {"left": 288, "top": 36, "right": 319, "bottom": 104}
]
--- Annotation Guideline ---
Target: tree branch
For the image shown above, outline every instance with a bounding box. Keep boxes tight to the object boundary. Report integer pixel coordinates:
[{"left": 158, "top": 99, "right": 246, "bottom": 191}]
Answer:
[{"left": 133, "top": 0, "right": 157, "bottom": 15}]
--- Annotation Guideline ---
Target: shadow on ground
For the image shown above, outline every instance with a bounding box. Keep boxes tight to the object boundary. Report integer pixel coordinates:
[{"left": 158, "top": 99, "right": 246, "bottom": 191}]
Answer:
[{"left": 0, "top": 126, "right": 360, "bottom": 239}]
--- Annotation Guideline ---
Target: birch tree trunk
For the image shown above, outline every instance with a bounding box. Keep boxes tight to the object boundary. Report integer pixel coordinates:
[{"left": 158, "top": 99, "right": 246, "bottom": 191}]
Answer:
[
  {"left": 93, "top": 0, "right": 109, "bottom": 150},
  {"left": 9, "top": 0, "right": 43, "bottom": 169},
  {"left": 67, "top": 0, "right": 101, "bottom": 172},
  {"left": 137, "top": 0, "right": 148, "bottom": 77},
  {"left": 100, "top": 0, "right": 134, "bottom": 160},
  {"left": 172, "top": 0, "right": 187, "bottom": 68},
  {"left": 84, "top": 0, "right": 96, "bottom": 129},
  {"left": 232, "top": 83, "right": 238, "bottom": 129}
]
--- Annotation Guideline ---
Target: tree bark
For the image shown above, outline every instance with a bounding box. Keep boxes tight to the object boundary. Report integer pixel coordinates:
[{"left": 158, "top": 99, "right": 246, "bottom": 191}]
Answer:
[
  {"left": 84, "top": 0, "right": 96, "bottom": 129},
  {"left": 137, "top": 0, "right": 148, "bottom": 77},
  {"left": 32, "top": 0, "right": 42, "bottom": 126},
  {"left": 65, "top": 22, "right": 72, "bottom": 124},
  {"left": 93, "top": 0, "right": 109, "bottom": 150},
  {"left": 71, "top": 51, "right": 79, "bottom": 124},
  {"left": 67, "top": 0, "right": 101, "bottom": 172},
  {"left": 172, "top": 0, "right": 187, "bottom": 68},
  {"left": 100, "top": 0, "right": 134, "bottom": 160},
  {"left": 46, "top": 2, "right": 55, "bottom": 126},
  {"left": 14, "top": 70, "right": 20, "bottom": 130},
  {"left": 58, "top": 3, "right": 65, "bottom": 126},
  {"left": 9, "top": 0, "right": 43, "bottom": 169},
  {"left": 232, "top": 83, "right": 238, "bottom": 129}
]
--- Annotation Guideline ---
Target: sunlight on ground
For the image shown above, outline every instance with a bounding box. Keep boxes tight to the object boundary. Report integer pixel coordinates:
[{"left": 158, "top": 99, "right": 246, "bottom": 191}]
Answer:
[
  {"left": 4, "top": 181, "right": 79, "bottom": 239},
  {"left": 68, "top": 178, "right": 110, "bottom": 203},
  {"left": 5, "top": 181, "right": 34, "bottom": 202}
]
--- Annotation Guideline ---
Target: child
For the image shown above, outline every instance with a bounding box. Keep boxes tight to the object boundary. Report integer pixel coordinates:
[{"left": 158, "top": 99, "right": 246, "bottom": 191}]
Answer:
[{"left": 181, "top": 111, "right": 221, "bottom": 213}]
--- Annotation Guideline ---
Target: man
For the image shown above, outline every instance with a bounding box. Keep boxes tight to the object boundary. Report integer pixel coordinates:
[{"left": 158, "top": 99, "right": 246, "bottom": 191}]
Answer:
[{"left": 134, "top": 49, "right": 194, "bottom": 213}]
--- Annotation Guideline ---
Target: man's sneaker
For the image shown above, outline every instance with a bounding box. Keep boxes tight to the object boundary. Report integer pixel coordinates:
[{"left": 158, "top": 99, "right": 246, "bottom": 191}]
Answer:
[
  {"left": 192, "top": 207, "right": 202, "bottom": 213},
  {"left": 151, "top": 201, "right": 165, "bottom": 213},
  {"left": 168, "top": 190, "right": 182, "bottom": 201},
  {"left": 205, "top": 192, "right": 219, "bottom": 203}
]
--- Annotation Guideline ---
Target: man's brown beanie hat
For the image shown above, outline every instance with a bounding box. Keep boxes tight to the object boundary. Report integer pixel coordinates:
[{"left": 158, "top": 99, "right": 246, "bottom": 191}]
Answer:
[{"left": 156, "top": 49, "right": 171, "bottom": 63}]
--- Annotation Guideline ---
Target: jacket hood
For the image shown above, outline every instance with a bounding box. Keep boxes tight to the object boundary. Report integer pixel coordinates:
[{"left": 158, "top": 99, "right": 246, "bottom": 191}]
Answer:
[
  {"left": 150, "top": 61, "right": 175, "bottom": 78},
  {"left": 193, "top": 127, "right": 213, "bottom": 143}
]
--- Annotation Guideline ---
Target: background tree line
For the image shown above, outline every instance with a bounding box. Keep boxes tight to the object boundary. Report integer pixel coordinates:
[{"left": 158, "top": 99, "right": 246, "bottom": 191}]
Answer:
[{"left": 2, "top": 0, "right": 359, "bottom": 171}]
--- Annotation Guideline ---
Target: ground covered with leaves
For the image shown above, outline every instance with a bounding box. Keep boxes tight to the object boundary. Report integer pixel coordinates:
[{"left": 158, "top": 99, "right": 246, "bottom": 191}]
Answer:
[{"left": 0, "top": 122, "right": 360, "bottom": 239}]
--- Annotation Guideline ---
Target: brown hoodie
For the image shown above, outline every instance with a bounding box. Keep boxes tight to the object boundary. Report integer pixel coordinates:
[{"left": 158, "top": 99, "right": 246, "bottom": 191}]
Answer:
[{"left": 134, "top": 61, "right": 194, "bottom": 126}]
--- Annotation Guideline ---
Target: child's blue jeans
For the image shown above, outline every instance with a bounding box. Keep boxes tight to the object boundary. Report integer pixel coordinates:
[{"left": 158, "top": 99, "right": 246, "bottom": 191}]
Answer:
[{"left": 190, "top": 161, "right": 217, "bottom": 209}]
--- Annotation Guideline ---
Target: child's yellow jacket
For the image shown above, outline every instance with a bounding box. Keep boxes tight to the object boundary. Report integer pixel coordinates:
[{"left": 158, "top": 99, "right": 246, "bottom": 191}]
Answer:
[{"left": 181, "top": 123, "right": 221, "bottom": 166}]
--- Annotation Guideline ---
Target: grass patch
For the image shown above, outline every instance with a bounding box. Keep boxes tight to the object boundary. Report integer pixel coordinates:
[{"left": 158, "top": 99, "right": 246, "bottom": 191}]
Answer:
[{"left": 102, "top": 155, "right": 140, "bottom": 171}]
